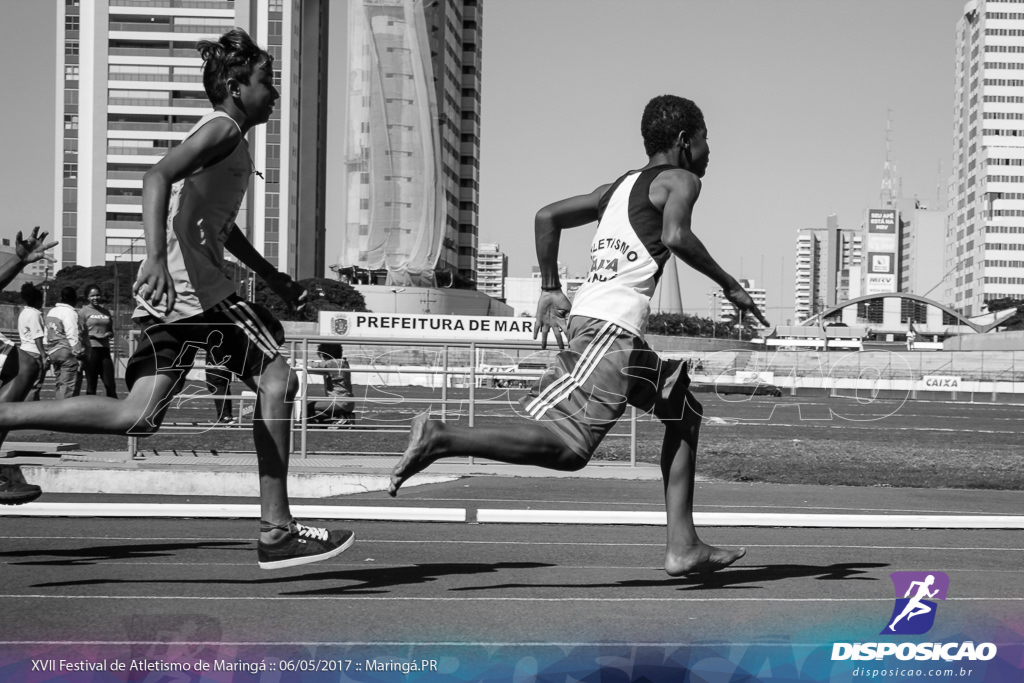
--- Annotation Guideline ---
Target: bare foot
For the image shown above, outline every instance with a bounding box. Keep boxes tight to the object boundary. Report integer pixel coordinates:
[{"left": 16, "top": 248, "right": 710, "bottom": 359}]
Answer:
[
  {"left": 388, "top": 412, "right": 435, "bottom": 497},
  {"left": 665, "top": 543, "right": 746, "bottom": 576}
]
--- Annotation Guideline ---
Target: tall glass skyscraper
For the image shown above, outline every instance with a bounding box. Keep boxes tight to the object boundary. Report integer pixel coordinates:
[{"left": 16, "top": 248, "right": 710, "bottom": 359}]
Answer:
[{"left": 339, "top": 0, "right": 483, "bottom": 288}]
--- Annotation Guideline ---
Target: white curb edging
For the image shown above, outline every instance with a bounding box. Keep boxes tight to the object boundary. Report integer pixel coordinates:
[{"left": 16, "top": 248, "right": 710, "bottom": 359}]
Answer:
[
  {"left": 3, "top": 504, "right": 1024, "bottom": 529},
  {"left": 477, "top": 509, "right": 1024, "bottom": 528},
  {"left": 1, "top": 503, "right": 465, "bottom": 523}
]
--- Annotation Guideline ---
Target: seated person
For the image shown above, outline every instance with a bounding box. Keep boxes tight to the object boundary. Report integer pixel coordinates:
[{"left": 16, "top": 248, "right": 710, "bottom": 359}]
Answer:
[{"left": 306, "top": 343, "right": 355, "bottom": 427}]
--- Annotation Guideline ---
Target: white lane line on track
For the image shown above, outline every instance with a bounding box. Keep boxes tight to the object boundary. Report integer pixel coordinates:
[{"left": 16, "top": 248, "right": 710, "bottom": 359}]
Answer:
[
  {"left": 1, "top": 595, "right": 1021, "bottom": 602},
  {"left": 5, "top": 561, "right": 1023, "bottom": 574},
  {"left": 2, "top": 537, "right": 1023, "bottom": 552},
  {"left": 408, "top": 499, "right": 1022, "bottom": 516},
  {"left": 5, "top": 505, "right": 1024, "bottom": 529}
]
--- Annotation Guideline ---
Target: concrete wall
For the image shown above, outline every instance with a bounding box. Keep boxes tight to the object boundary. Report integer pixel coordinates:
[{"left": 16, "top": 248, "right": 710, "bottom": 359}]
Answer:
[{"left": 945, "top": 330, "right": 1024, "bottom": 351}]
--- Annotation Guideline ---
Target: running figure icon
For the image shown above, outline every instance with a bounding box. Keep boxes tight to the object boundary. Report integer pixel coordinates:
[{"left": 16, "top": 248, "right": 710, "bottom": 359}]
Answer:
[{"left": 889, "top": 574, "right": 939, "bottom": 631}]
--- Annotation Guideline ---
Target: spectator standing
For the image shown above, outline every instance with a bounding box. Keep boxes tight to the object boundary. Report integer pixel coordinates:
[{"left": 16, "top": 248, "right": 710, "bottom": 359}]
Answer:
[
  {"left": 45, "top": 287, "right": 84, "bottom": 400},
  {"left": 79, "top": 285, "right": 118, "bottom": 397}
]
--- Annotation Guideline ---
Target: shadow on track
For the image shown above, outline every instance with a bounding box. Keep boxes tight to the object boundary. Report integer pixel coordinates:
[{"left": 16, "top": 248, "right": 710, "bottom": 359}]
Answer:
[
  {"left": 30, "top": 561, "right": 555, "bottom": 593},
  {"left": 450, "top": 562, "right": 889, "bottom": 592},
  {"left": 1, "top": 541, "right": 248, "bottom": 566}
]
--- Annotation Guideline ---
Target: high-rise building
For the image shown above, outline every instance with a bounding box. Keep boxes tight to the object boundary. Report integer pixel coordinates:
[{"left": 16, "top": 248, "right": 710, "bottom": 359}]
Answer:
[
  {"left": 794, "top": 215, "right": 862, "bottom": 322},
  {"left": 338, "top": 0, "right": 483, "bottom": 288},
  {"left": 945, "top": 0, "right": 1024, "bottom": 315},
  {"left": 476, "top": 242, "right": 506, "bottom": 299},
  {"left": 898, "top": 198, "right": 947, "bottom": 297},
  {"left": 55, "top": 0, "right": 330, "bottom": 277},
  {"left": 863, "top": 111, "right": 947, "bottom": 303}
]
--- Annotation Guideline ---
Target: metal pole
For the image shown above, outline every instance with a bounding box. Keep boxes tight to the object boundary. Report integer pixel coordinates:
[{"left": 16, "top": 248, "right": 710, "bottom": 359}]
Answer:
[
  {"left": 126, "top": 330, "right": 138, "bottom": 459},
  {"left": 468, "top": 341, "right": 476, "bottom": 465},
  {"left": 629, "top": 406, "right": 637, "bottom": 467},
  {"left": 299, "top": 337, "right": 308, "bottom": 460},
  {"left": 440, "top": 344, "right": 448, "bottom": 423}
]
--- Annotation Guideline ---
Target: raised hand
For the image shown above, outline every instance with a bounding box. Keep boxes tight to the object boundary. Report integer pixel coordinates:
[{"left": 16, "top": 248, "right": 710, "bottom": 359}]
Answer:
[{"left": 15, "top": 226, "right": 58, "bottom": 265}]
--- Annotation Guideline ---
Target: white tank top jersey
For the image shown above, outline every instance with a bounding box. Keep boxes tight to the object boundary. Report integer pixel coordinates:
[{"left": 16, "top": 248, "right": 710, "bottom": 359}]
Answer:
[
  {"left": 569, "top": 165, "right": 675, "bottom": 339},
  {"left": 134, "top": 111, "right": 251, "bottom": 322}
]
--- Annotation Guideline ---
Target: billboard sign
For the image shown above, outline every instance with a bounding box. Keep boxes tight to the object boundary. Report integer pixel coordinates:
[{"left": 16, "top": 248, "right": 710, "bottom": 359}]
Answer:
[
  {"left": 868, "top": 209, "right": 897, "bottom": 234},
  {"left": 319, "top": 311, "right": 538, "bottom": 341},
  {"left": 865, "top": 274, "right": 896, "bottom": 294},
  {"left": 868, "top": 252, "right": 894, "bottom": 274},
  {"left": 863, "top": 209, "right": 899, "bottom": 294}
]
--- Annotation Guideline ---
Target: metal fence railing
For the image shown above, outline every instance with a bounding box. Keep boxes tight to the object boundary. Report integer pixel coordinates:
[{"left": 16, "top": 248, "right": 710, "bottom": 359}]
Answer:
[{"left": 122, "top": 333, "right": 642, "bottom": 465}]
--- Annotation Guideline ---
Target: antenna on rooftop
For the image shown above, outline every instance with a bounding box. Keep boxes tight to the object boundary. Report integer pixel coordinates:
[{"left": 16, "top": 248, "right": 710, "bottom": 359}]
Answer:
[{"left": 880, "top": 109, "right": 900, "bottom": 208}]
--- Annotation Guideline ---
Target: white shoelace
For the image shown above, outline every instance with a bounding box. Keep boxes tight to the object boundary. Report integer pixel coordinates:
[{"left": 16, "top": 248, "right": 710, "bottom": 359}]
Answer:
[{"left": 294, "top": 523, "right": 329, "bottom": 542}]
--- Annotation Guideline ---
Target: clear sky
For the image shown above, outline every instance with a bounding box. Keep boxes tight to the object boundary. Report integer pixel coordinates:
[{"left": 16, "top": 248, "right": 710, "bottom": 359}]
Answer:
[{"left": 1, "top": 0, "right": 969, "bottom": 323}]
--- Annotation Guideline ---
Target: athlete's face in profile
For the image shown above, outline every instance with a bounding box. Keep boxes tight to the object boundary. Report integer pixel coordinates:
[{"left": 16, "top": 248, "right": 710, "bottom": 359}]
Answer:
[
  {"left": 237, "top": 62, "right": 279, "bottom": 125},
  {"left": 685, "top": 128, "right": 710, "bottom": 177}
]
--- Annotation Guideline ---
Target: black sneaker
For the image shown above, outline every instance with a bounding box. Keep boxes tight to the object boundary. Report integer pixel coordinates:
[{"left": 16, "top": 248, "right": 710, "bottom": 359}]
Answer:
[
  {"left": 0, "top": 466, "right": 42, "bottom": 506},
  {"left": 257, "top": 522, "right": 354, "bottom": 570}
]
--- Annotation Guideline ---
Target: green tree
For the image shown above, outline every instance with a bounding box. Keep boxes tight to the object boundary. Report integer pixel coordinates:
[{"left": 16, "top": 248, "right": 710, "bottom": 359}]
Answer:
[
  {"left": 985, "top": 296, "right": 1020, "bottom": 313},
  {"left": 253, "top": 276, "right": 368, "bottom": 322},
  {"left": 647, "top": 312, "right": 741, "bottom": 338},
  {"left": 985, "top": 297, "right": 1024, "bottom": 330},
  {"left": 0, "top": 263, "right": 142, "bottom": 309}
]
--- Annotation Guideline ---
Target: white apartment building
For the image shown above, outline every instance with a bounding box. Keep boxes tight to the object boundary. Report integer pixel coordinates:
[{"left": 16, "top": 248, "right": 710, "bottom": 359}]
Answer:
[
  {"left": 945, "top": 0, "right": 1024, "bottom": 314},
  {"left": 899, "top": 200, "right": 947, "bottom": 297},
  {"left": 56, "top": 0, "right": 330, "bottom": 277},
  {"left": 476, "top": 242, "right": 507, "bottom": 299},
  {"left": 794, "top": 215, "right": 863, "bottom": 322}
]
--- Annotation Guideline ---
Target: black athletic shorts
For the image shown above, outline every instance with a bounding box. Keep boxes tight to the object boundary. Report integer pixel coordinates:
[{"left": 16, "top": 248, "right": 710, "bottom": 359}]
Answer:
[{"left": 125, "top": 295, "right": 284, "bottom": 390}]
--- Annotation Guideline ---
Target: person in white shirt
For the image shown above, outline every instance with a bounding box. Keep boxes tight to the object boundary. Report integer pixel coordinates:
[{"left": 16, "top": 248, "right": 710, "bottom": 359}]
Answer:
[
  {"left": 17, "top": 283, "right": 47, "bottom": 401},
  {"left": 45, "top": 287, "right": 84, "bottom": 400}
]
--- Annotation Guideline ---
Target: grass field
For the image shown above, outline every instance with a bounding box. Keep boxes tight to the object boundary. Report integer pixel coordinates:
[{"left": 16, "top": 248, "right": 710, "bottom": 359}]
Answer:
[{"left": 11, "top": 381, "right": 1024, "bottom": 492}]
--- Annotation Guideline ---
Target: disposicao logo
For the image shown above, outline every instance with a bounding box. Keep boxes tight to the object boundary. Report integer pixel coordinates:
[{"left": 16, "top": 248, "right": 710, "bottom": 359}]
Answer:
[
  {"left": 831, "top": 570, "right": 998, "bottom": 662},
  {"left": 882, "top": 571, "right": 949, "bottom": 635}
]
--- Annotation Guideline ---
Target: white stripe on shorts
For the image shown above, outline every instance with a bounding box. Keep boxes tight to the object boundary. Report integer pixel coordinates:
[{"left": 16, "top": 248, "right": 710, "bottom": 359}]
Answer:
[
  {"left": 525, "top": 320, "right": 618, "bottom": 419},
  {"left": 213, "top": 300, "right": 278, "bottom": 358}
]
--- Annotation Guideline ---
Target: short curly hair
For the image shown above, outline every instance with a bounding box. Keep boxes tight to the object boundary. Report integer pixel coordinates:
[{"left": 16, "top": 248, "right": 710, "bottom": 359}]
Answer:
[
  {"left": 196, "top": 28, "right": 273, "bottom": 105},
  {"left": 640, "top": 95, "right": 705, "bottom": 157},
  {"left": 20, "top": 282, "right": 42, "bottom": 307}
]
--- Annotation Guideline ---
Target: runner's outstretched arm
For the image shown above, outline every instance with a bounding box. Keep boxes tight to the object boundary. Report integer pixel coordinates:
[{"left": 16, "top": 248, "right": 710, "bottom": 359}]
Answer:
[
  {"left": 0, "top": 228, "right": 58, "bottom": 292},
  {"left": 657, "top": 170, "right": 770, "bottom": 327},
  {"left": 532, "top": 184, "right": 610, "bottom": 349}
]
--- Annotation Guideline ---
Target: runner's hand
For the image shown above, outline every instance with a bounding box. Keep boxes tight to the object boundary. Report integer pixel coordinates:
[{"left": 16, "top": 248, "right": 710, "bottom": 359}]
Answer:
[
  {"left": 15, "top": 227, "right": 58, "bottom": 265},
  {"left": 134, "top": 257, "right": 176, "bottom": 315},
  {"left": 266, "top": 272, "right": 308, "bottom": 312},
  {"left": 723, "top": 283, "right": 770, "bottom": 328},
  {"left": 534, "top": 289, "right": 571, "bottom": 350}
]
